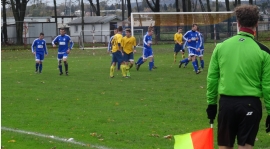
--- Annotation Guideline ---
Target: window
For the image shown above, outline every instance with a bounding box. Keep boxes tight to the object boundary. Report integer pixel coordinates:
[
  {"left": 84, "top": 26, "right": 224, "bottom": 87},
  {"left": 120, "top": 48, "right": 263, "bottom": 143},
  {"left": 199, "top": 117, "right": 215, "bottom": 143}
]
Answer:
[{"left": 75, "top": 25, "right": 78, "bottom": 33}]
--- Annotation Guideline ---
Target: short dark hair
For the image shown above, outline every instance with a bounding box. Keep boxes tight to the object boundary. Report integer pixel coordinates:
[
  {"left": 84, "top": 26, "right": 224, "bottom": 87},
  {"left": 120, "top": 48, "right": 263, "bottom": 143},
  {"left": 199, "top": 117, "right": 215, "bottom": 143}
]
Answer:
[
  {"left": 148, "top": 26, "right": 153, "bottom": 32},
  {"left": 40, "top": 32, "right": 44, "bottom": 36},
  {"left": 125, "top": 28, "right": 131, "bottom": 33},
  {"left": 178, "top": 27, "right": 182, "bottom": 30},
  {"left": 235, "top": 4, "right": 259, "bottom": 28},
  {"left": 118, "top": 26, "right": 123, "bottom": 32},
  {"left": 60, "top": 28, "right": 65, "bottom": 31},
  {"left": 192, "top": 24, "right": 197, "bottom": 27}
]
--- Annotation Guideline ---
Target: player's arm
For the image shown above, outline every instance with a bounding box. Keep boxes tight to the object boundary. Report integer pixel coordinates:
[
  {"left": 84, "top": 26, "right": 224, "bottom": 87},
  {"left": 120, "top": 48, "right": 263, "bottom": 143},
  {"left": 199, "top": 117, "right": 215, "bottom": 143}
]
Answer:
[
  {"left": 133, "top": 37, "right": 137, "bottom": 53},
  {"left": 207, "top": 44, "right": 220, "bottom": 105},
  {"left": 31, "top": 40, "right": 36, "bottom": 54},
  {"left": 198, "top": 33, "right": 202, "bottom": 48},
  {"left": 183, "top": 31, "right": 189, "bottom": 42},
  {"left": 69, "top": 39, "right": 74, "bottom": 50},
  {"left": 52, "top": 36, "right": 58, "bottom": 47},
  {"left": 174, "top": 34, "right": 178, "bottom": 43},
  {"left": 262, "top": 52, "right": 270, "bottom": 115},
  {"left": 143, "top": 35, "right": 148, "bottom": 46},
  {"left": 117, "top": 36, "right": 122, "bottom": 52},
  {"left": 44, "top": 40, "right": 48, "bottom": 55}
]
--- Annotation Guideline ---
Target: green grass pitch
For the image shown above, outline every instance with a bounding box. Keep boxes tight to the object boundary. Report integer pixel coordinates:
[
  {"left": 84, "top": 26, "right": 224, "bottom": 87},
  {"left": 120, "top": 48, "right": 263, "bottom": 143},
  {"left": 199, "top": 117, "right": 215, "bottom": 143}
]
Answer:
[{"left": 1, "top": 42, "right": 270, "bottom": 149}]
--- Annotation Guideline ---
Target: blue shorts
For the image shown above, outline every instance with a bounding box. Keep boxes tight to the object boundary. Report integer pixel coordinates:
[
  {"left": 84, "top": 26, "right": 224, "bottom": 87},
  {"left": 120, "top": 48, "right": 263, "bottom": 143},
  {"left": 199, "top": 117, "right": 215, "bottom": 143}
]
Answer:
[
  {"left": 198, "top": 49, "right": 204, "bottom": 57},
  {"left": 174, "top": 44, "right": 183, "bottom": 53},
  {"left": 143, "top": 48, "right": 153, "bottom": 59},
  {"left": 123, "top": 52, "right": 134, "bottom": 62},
  {"left": 58, "top": 52, "right": 68, "bottom": 60},
  {"left": 188, "top": 48, "right": 197, "bottom": 56},
  {"left": 112, "top": 51, "right": 123, "bottom": 63},
  {"left": 35, "top": 53, "right": 45, "bottom": 61}
]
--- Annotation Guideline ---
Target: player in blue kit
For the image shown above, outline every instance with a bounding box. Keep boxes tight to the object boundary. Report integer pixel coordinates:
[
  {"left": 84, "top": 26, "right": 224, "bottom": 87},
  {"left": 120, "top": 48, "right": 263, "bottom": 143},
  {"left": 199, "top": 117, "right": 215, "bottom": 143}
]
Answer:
[
  {"left": 52, "top": 28, "right": 74, "bottom": 75},
  {"left": 31, "top": 32, "right": 48, "bottom": 73},
  {"left": 179, "top": 24, "right": 201, "bottom": 74},
  {"left": 135, "top": 26, "right": 154, "bottom": 71},
  {"left": 196, "top": 28, "right": 204, "bottom": 70}
]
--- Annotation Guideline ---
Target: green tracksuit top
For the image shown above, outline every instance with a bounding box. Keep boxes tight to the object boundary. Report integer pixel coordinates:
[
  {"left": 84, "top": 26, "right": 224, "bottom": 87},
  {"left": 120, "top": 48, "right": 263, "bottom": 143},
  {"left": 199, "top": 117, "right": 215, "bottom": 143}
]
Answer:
[{"left": 207, "top": 31, "right": 270, "bottom": 115}]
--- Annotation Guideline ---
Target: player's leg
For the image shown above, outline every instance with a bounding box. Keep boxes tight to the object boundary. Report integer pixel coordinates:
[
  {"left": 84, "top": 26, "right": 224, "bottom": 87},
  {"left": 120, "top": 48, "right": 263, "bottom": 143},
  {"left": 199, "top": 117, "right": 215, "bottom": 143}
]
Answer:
[
  {"left": 179, "top": 48, "right": 190, "bottom": 68},
  {"left": 238, "top": 145, "right": 253, "bottom": 149},
  {"left": 118, "top": 52, "right": 126, "bottom": 77},
  {"left": 148, "top": 49, "right": 154, "bottom": 71},
  {"left": 191, "top": 49, "right": 200, "bottom": 74},
  {"left": 199, "top": 49, "right": 204, "bottom": 70},
  {"left": 123, "top": 52, "right": 129, "bottom": 77},
  {"left": 181, "top": 48, "right": 185, "bottom": 59},
  {"left": 35, "top": 53, "right": 40, "bottom": 73},
  {"left": 63, "top": 53, "right": 69, "bottom": 75},
  {"left": 58, "top": 54, "right": 64, "bottom": 75},
  {"left": 136, "top": 48, "right": 146, "bottom": 71},
  {"left": 218, "top": 147, "right": 233, "bottom": 149},
  {"left": 39, "top": 54, "right": 44, "bottom": 73},
  {"left": 110, "top": 53, "right": 117, "bottom": 78},
  {"left": 174, "top": 44, "right": 179, "bottom": 63}
]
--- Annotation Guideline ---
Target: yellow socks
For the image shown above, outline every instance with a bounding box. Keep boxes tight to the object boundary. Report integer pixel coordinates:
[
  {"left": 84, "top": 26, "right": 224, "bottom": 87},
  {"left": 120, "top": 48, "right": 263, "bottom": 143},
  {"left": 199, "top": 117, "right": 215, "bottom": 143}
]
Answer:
[
  {"left": 110, "top": 65, "right": 115, "bottom": 77},
  {"left": 120, "top": 64, "right": 126, "bottom": 77},
  {"left": 126, "top": 65, "right": 130, "bottom": 77}
]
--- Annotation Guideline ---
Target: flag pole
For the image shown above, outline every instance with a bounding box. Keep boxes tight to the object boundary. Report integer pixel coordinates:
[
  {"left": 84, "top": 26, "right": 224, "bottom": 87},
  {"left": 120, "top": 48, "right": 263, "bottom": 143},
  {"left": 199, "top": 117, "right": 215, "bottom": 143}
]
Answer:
[{"left": 210, "top": 119, "right": 214, "bottom": 128}]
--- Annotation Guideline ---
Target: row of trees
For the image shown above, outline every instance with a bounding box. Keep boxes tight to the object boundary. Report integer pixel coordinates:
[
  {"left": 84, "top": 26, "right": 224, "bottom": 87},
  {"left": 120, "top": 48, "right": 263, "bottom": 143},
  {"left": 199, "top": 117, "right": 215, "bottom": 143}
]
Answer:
[{"left": 0, "top": 0, "right": 262, "bottom": 44}]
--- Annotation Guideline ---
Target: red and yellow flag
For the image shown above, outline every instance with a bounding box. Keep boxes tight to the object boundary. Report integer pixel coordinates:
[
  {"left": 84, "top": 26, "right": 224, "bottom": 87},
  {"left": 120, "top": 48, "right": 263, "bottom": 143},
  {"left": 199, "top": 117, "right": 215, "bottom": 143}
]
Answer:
[{"left": 174, "top": 128, "right": 213, "bottom": 149}]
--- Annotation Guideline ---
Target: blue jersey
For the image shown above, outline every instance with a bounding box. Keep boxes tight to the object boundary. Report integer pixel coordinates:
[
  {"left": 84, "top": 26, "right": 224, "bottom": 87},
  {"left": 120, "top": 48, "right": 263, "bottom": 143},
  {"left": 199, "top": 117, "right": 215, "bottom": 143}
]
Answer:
[
  {"left": 52, "top": 34, "right": 74, "bottom": 53},
  {"left": 196, "top": 32, "right": 204, "bottom": 49},
  {"left": 143, "top": 34, "right": 152, "bottom": 50},
  {"left": 32, "top": 38, "right": 48, "bottom": 54},
  {"left": 183, "top": 30, "right": 202, "bottom": 49}
]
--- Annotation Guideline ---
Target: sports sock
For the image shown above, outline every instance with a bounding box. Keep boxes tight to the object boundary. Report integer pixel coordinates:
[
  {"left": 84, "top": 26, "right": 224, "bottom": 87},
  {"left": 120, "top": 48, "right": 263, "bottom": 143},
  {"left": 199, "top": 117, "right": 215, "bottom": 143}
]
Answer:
[
  {"left": 195, "top": 59, "right": 199, "bottom": 68},
  {"left": 39, "top": 63, "right": 42, "bottom": 73},
  {"left": 182, "top": 54, "right": 185, "bottom": 58},
  {"left": 149, "top": 61, "right": 154, "bottom": 71},
  {"left": 136, "top": 57, "right": 143, "bottom": 64},
  {"left": 35, "top": 63, "right": 39, "bottom": 72},
  {"left": 192, "top": 61, "right": 198, "bottom": 73},
  {"left": 120, "top": 64, "right": 126, "bottom": 77},
  {"left": 174, "top": 53, "right": 176, "bottom": 61},
  {"left": 126, "top": 65, "right": 130, "bottom": 76},
  {"left": 64, "top": 61, "right": 68, "bottom": 72},
  {"left": 129, "top": 63, "right": 133, "bottom": 69},
  {"left": 110, "top": 65, "right": 115, "bottom": 77},
  {"left": 180, "top": 58, "right": 189, "bottom": 63},
  {"left": 200, "top": 60, "right": 204, "bottom": 69},
  {"left": 59, "top": 65, "right": 63, "bottom": 73},
  {"left": 138, "top": 59, "right": 144, "bottom": 65}
]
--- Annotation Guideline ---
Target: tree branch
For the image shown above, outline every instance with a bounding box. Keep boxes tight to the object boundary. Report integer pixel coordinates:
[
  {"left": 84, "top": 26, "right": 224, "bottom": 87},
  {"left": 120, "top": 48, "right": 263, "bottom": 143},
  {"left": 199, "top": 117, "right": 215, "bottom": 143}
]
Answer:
[{"left": 146, "top": 0, "right": 155, "bottom": 11}]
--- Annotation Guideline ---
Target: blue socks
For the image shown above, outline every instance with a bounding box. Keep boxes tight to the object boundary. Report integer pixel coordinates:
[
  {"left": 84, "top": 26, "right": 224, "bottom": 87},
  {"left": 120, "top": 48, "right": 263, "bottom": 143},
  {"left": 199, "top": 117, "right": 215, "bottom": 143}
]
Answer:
[
  {"left": 35, "top": 63, "right": 39, "bottom": 71},
  {"left": 200, "top": 60, "right": 204, "bottom": 69},
  {"left": 39, "top": 64, "right": 42, "bottom": 73},
  {"left": 59, "top": 65, "right": 62, "bottom": 73},
  {"left": 180, "top": 58, "right": 189, "bottom": 66},
  {"left": 149, "top": 61, "right": 154, "bottom": 70},
  {"left": 192, "top": 61, "right": 198, "bottom": 72},
  {"left": 136, "top": 57, "right": 143, "bottom": 65}
]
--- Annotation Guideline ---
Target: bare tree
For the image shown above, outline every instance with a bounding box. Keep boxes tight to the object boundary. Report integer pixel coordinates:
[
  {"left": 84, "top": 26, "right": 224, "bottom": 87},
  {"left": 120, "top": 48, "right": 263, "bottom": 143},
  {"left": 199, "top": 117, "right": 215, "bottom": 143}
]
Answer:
[
  {"left": 127, "top": 0, "right": 132, "bottom": 18},
  {"left": 10, "top": 0, "right": 30, "bottom": 44},
  {"left": 81, "top": 0, "right": 84, "bottom": 43},
  {"left": 175, "top": 0, "right": 180, "bottom": 29},
  {"left": 88, "top": 0, "right": 100, "bottom": 16},
  {"left": 249, "top": 0, "right": 253, "bottom": 4},
  {"left": 135, "top": 0, "right": 142, "bottom": 26},
  {"left": 145, "top": 0, "right": 160, "bottom": 43},
  {"left": 1, "top": 0, "right": 9, "bottom": 44},
  {"left": 53, "top": 0, "right": 58, "bottom": 36},
  {"left": 225, "top": 0, "right": 232, "bottom": 37}
]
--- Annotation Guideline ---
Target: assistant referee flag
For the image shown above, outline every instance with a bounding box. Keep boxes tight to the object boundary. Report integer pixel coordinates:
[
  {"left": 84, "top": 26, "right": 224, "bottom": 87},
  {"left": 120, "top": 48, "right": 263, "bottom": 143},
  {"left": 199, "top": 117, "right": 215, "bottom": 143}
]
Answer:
[{"left": 174, "top": 128, "right": 213, "bottom": 149}]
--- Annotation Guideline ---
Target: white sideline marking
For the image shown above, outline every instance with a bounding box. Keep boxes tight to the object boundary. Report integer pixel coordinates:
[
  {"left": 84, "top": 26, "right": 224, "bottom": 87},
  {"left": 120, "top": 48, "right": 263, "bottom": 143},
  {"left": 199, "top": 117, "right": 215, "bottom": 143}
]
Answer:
[{"left": 1, "top": 127, "right": 111, "bottom": 149}]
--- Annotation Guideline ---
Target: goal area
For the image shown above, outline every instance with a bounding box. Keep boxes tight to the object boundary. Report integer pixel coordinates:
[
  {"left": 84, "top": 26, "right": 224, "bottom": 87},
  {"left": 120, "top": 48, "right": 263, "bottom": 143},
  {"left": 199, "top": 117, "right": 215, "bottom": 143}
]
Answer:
[
  {"left": 78, "top": 29, "right": 144, "bottom": 51},
  {"left": 130, "top": 11, "right": 236, "bottom": 44}
]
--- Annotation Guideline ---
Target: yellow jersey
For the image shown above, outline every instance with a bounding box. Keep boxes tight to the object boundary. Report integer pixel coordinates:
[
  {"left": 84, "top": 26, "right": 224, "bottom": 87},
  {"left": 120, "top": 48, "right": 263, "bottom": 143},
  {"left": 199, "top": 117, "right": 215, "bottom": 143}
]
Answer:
[
  {"left": 174, "top": 32, "right": 183, "bottom": 44},
  {"left": 111, "top": 33, "right": 123, "bottom": 53},
  {"left": 121, "top": 36, "right": 136, "bottom": 54}
]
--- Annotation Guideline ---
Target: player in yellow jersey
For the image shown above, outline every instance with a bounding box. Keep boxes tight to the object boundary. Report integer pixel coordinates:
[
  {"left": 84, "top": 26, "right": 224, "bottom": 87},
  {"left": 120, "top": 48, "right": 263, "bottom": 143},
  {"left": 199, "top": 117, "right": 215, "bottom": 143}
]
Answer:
[
  {"left": 121, "top": 28, "right": 137, "bottom": 77},
  {"left": 109, "top": 26, "right": 126, "bottom": 78},
  {"left": 173, "top": 27, "right": 185, "bottom": 63}
]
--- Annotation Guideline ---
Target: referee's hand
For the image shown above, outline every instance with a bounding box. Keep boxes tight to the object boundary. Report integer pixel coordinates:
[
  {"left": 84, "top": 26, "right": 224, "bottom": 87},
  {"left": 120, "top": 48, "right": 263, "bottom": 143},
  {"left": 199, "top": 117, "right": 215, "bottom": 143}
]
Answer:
[
  {"left": 206, "top": 104, "right": 217, "bottom": 122},
  {"left": 266, "top": 115, "right": 270, "bottom": 133}
]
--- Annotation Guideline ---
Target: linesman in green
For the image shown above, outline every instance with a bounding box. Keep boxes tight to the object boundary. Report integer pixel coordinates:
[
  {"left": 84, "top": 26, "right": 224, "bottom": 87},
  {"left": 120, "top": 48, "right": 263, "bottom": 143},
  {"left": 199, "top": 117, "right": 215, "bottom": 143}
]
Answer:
[{"left": 206, "top": 4, "right": 270, "bottom": 149}]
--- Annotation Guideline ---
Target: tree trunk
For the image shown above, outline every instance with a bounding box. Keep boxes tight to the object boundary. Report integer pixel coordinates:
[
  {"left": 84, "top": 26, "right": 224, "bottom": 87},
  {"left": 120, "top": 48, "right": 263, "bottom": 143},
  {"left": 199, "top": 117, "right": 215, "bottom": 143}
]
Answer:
[
  {"left": 145, "top": 0, "right": 160, "bottom": 43},
  {"left": 176, "top": 0, "right": 180, "bottom": 29},
  {"left": 249, "top": 0, "right": 253, "bottom": 4},
  {"left": 81, "top": 0, "right": 84, "bottom": 43},
  {"left": 127, "top": 0, "right": 132, "bottom": 18},
  {"left": 238, "top": 0, "right": 241, "bottom": 5},
  {"left": 135, "top": 0, "right": 142, "bottom": 26},
  {"left": 96, "top": 0, "right": 100, "bottom": 16},
  {"left": 225, "top": 0, "right": 231, "bottom": 37},
  {"left": 54, "top": 0, "right": 58, "bottom": 36},
  {"left": 2, "top": 0, "right": 8, "bottom": 44},
  {"left": 182, "top": 0, "right": 188, "bottom": 31},
  {"left": 10, "top": 0, "right": 29, "bottom": 45},
  {"left": 215, "top": 0, "right": 220, "bottom": 40}
]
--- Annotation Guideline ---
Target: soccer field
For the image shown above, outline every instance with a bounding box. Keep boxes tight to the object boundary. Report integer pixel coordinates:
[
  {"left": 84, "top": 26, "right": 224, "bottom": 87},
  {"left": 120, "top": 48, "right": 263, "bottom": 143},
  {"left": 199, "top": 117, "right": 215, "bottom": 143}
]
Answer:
[{"left": 1, "top": 42, "right": 270, "bottom": 149}]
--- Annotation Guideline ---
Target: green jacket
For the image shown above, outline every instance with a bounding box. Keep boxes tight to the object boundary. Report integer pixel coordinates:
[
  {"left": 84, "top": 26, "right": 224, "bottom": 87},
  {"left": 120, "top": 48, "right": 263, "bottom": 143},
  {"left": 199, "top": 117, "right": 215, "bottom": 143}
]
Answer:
[{"left": 207, "top": 31, "right": 270, "bottom": 115}]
